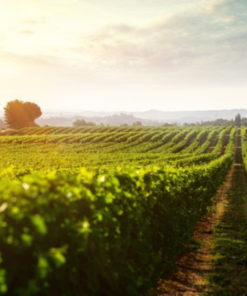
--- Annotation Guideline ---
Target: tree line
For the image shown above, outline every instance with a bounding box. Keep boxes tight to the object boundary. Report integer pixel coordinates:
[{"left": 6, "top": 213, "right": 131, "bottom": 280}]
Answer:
[
  {"left": 73, "top": 119, "right": 143, "bottom": 127},
  {"left": 183, "top": 114, "right": 244, "bottom": 127},
  {"left": 1, "top": 100, "right": 246, "bottom": 129}
]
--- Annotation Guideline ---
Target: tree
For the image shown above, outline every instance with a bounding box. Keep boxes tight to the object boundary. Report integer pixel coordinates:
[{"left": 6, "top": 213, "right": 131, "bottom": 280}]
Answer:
[
  {"left": 4, "top": 100, "right": 42, "bottom": 129},
  {"left": 132, "top": 121, "right": 142, "bottom": 126},
  {"left": 24, "top": 102, "right": 42, "bottom": 124},
  {"left": 73, "top": 119, "right": 96, "bottom": 126},
  {"left": 234, "top": 113, "right": 241, "bottom": 127},
  {"left": 163, "top": 122, "right": 177, "bottom": 126}
]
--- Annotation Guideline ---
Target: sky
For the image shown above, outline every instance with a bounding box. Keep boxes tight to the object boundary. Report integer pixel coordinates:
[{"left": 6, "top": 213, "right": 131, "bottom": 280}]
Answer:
[{"left": 0, "top": 0, "right": 247, "bottom": 112}]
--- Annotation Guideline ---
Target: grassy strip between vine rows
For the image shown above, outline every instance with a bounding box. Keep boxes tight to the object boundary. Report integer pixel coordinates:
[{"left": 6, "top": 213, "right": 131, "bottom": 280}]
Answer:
[
  {"left": 0, "top": 152, "right": 233, "bottom": 296},
  {"left": 207, "top": 161, "right": 247, "bottom": 295}
]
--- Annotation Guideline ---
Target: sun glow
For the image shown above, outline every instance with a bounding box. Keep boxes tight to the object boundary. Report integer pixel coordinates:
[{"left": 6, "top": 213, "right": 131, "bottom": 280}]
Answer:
[{"left": 0, "top": 0, "right": 247, "bottom": 112}]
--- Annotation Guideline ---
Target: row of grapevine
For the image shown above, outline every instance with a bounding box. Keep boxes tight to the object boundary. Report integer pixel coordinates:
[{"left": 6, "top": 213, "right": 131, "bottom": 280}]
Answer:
[
  {"left": 0, "top": 127, "right": 233, "bottom": 173},
  {"left": 15, "top": 126, "right": 170, "bottom": 136},
  {"left": 0, "top": 125, "right": 237, "bottom": 295},
  {"left": 0, "top": 152, "right": 233, "bottom": 296},
  {"left": 241, "top": 127, "right": 247, "bottom": 169}
]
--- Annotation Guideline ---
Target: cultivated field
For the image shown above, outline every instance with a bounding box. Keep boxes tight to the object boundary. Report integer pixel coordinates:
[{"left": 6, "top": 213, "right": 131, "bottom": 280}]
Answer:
[{"left": 0, "top": 125, "right": 241, "bottom": 295}]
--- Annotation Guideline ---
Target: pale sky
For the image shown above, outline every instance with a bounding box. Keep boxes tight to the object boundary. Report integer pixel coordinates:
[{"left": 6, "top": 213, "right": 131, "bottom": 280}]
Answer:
[{"left": 0, "top": 0, "right": 247, "bottom": 112}]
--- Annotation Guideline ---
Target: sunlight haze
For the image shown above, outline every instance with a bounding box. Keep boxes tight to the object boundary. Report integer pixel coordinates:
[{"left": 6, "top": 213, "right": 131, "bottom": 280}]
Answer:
[{"left": 1, "top": 0, "right": 247, "bottom": 112}]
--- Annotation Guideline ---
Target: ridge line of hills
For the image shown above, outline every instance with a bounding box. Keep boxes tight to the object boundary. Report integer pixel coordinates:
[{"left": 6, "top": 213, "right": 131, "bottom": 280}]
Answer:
[{"left": 1, "top": 109, "right": 246, "bottom": 127}]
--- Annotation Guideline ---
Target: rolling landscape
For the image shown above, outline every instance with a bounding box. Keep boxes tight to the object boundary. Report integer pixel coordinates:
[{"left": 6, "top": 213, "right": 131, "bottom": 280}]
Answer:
[
  {"left": 1, "top": 115, "right": 247, "bottom": 295},
  {"left": 1, "top": 0, "right": 247, "bottom": 295}
]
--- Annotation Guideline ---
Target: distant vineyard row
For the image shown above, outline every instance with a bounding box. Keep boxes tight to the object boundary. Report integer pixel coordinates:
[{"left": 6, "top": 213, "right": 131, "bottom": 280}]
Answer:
[
  {"left": 6, "top": 125, "right": 169, "bottom": 135},
  {"left": 0, "top": 126, "right": 234, "bottom": 171}
]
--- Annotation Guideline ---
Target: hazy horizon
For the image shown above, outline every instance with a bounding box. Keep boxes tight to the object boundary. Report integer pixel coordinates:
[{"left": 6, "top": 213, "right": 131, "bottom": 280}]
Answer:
[
  {"left": 1, "top": 0, "right": 247, "bottom": 112},
  {"left": 2, "top": 106, "right": 247, "bottom": 115}
]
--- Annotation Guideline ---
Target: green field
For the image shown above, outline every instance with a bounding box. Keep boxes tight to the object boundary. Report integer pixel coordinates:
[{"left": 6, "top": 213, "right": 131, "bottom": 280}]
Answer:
[
  {"left": 0, "top": 126, "right": 232, "bottom": 171},
  {"left": 0, "top": 126, "right": 239, "bottom": 295}
]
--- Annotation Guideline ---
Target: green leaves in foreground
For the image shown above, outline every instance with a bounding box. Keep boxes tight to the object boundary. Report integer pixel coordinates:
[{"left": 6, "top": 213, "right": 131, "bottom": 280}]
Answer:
[{"left": 0, "top": 154, "right": 232, "bottom": 296}]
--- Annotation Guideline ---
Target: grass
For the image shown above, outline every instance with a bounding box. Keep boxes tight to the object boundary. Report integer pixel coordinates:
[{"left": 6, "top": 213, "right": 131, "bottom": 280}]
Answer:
[{"left": 207, "top": 164, "right": 247, "bottom": 296}]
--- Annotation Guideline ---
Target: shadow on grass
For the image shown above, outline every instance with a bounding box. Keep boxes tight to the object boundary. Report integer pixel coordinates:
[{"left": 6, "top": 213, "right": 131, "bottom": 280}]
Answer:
[{"left": 207, "top": 164, "right": 247, "bottom": 296}]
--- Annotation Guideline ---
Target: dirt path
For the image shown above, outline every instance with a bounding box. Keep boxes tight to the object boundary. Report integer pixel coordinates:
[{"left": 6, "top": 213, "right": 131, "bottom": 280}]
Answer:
[{"left": 156, "top": 130, "right": 247, "bottom": 296}]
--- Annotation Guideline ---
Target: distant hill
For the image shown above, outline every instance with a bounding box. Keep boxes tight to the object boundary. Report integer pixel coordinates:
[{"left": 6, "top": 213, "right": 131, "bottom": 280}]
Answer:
[
  {"left": 37, "top": 109, "right": 247, "bottom": 126},
  {"left": 1, "top": 109, "right": 247, "bottom": 126},
  {"left": 131, "top": 109, "right": 247, "bottom": 123},
  {"left": 36, "top": 113, "right": 159, "bottom": 127}
]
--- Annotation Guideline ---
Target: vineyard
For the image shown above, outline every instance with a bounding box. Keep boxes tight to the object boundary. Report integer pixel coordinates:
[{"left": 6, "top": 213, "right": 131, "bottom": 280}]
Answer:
[{"left": 0, "top": 125, "right": 243, "bottom": 295}]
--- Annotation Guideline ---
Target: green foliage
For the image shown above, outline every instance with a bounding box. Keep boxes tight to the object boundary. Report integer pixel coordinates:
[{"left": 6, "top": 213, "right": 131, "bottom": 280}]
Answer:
[
  {"left": 0, "top": 126, "right": 235, "bottom": 295},
  {"left": 0, "top": 153, "right": 233, "bottom": 296},
  {"left": 241, "top": 126, "right": 247, "bottom": 170}
]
